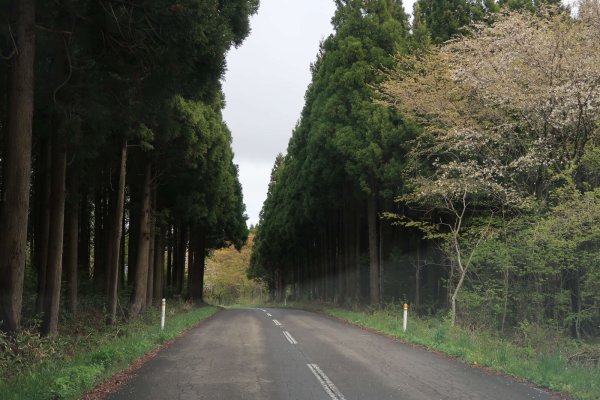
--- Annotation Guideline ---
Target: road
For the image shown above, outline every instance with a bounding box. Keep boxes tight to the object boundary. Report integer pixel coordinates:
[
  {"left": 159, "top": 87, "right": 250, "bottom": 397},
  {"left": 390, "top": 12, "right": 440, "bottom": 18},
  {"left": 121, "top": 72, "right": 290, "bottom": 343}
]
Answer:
[{"left": 108, "top": 308, "right": 558, "bottom": 400}]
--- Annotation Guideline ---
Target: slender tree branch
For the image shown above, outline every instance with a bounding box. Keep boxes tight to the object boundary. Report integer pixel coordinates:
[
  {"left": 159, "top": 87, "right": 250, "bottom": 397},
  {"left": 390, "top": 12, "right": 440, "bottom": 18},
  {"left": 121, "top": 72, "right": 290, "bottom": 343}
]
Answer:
[
  {"left": 1, "top": 23, "right": 19, "bottom": 60},
  {"left": 35, "top": 24, "right": 73, "bottom": 35},
  {"left": 0, "top": 48, "right": 16, "bottom": 60}
]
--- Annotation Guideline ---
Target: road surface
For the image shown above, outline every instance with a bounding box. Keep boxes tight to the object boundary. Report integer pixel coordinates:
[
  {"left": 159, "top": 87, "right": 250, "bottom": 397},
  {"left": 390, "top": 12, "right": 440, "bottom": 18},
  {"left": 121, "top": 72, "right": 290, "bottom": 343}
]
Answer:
[{"left": 108, "top": 308, "right": 558, "bottom": 400}]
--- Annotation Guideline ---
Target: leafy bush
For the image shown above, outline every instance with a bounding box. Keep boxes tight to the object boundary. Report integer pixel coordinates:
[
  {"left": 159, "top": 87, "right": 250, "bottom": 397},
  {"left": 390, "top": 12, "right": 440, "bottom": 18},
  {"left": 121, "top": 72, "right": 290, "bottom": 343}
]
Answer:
[
  {"left": 51, "top": 365, "right": 102, "bottom": 399},
  {"left": 90, "top": 348, "right": 122, "bottom": 369},
  {"left": 0, "top": 324, "right": 65, "bottom": 380}
]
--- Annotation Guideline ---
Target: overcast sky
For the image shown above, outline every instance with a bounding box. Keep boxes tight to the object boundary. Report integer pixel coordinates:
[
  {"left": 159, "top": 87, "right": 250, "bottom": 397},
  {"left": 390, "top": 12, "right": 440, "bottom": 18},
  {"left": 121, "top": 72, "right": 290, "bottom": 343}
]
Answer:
[{"left": 223, "top": 0, "right": 417, "bottom": 227}]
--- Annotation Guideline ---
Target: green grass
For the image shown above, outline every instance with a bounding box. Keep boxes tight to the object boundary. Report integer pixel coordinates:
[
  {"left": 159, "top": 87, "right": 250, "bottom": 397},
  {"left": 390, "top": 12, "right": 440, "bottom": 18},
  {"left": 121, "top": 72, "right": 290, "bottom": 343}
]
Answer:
[
  {"left": 0, "top": 305, "right": 218, "bottom": 400},
  {"left": 324, "top": 307, "right": 600, "bottom": 400}
]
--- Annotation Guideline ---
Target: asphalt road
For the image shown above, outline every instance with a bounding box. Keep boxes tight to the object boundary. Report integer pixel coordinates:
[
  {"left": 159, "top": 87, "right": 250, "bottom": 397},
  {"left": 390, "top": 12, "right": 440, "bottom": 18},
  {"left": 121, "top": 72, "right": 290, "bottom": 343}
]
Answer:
[{"left": 107, "top": 308, "right": 558, "bottom": 400}]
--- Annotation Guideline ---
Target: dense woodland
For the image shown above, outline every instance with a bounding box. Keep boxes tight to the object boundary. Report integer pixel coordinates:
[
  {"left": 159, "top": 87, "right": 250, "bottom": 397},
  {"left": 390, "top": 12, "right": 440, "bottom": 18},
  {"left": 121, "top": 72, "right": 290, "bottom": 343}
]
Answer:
[
  {"left": 250, "top": 0, "right": 600, "bottom": 338},
  {"left": 2, "top": 0, "right": 600, "bottom": 345},
  {"left": 0, "top": 0, "right": 257, "bottom": 335}
]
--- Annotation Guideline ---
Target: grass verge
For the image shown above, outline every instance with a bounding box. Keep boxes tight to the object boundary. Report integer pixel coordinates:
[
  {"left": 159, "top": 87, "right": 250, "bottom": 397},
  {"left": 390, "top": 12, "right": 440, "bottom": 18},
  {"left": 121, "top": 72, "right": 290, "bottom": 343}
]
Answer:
[
  {"left": 324, "top": 307, "right": 599, "bottom": 400},
  {"left": 0, "top": 305, "right": 218, "bottom": 400}
]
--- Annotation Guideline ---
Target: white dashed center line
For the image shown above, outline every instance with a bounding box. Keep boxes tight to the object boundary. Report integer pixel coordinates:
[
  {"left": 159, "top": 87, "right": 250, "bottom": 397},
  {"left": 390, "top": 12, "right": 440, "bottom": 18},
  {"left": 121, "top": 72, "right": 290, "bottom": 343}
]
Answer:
[
  {"left": 283, "top": 331, "right": 298, "bottom": 344},
  {"left": 307, "top": 363, "right": 346, "bottom": 400},
  {"left": 262, "top": 311, "right": 342, "bottom": 399}
]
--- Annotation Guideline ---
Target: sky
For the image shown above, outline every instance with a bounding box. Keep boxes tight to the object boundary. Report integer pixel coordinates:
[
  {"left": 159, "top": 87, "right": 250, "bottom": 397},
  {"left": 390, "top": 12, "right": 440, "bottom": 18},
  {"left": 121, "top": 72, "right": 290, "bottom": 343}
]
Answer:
[{"left": 222, "top": 0, "right": 417, "bottom": 227}]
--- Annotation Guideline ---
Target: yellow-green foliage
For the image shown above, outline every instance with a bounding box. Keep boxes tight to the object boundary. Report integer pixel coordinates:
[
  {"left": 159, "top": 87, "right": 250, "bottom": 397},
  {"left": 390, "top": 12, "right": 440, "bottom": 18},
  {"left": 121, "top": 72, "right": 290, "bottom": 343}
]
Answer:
[{"left": 204, "top": 234, "right": 267, "bottom": 305}]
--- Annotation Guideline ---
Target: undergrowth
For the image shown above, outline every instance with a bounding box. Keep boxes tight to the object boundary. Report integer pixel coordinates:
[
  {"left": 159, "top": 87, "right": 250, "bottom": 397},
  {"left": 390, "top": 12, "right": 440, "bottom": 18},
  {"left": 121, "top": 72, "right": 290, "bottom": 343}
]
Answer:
[
  {"left": 0, "top": 301, "right": 218, "bottom": 400},
  {"left": 325, "top": 305, "right": 600, "bottom": 400}
]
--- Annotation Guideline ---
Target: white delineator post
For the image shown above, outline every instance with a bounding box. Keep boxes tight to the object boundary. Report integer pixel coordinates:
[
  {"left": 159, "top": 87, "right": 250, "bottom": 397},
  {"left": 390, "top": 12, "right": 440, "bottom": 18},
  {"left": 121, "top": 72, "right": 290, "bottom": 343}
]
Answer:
[
  {"left": 161, "top": 298, "right": 166, "bottom": 331},
  {"left": 403, "top": 303, "right": 408, "bottom": 332}
]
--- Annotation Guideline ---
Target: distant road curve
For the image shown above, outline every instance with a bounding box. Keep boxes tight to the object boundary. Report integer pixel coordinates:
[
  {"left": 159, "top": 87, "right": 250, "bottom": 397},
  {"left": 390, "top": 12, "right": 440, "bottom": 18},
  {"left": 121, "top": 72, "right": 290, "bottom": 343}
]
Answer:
[{"left": 108, "top": 308, "right": 559, "bottom": 400}]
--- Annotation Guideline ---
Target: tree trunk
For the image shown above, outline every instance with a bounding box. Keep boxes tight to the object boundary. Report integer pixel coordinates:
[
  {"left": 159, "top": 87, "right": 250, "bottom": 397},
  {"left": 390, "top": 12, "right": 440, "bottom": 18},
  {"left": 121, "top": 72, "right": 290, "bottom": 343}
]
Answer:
[
  {"left": 343, "top": 200, "right": 355, "bottom": 304},
  {"left": 41, "top": 127, "right": 67, "bottom": 335},
  {"left": 34, "top": 140, "right": 51, "bottom": 315},
  {"left": 275, "top": 268, "right": 282, "bottom": 302},
  {"left": 166, "top": 225, "right": 173, "bottom": 287},
  {"left": 320, "top": 232, "right": 327, "bottom": 302},
  {"left": 178, "top": 226, "right": 185, "bottom": 294},
  {"left": 173, "top": 225, "right": 180, "bottom": 292},
  {"left": 146, "top": 236, "right": 154, "bottom": 306},
  {"left": 107, "top": 141, "right": 127, "bottom": 324},
  {"left": 153, "top": 226, "right": 164, "bottom": 302},
  {"left": 129, "top": 162, "right": 151, "bottom": 318},
  {"left": 175, "top": 225, "right": 187, "bottom": 295},
  {"left": 127, "top": 175, "right": 140, "bottom": 287},
  {"left": 367, "top": 191, "right": 380, "bottom": 306},
  {"left": 415, "top": 241, "right": 421, "bottom": 312},
  {"left": 450, "top": 264, "right": 467, "bottom": 327},
  {"left": 120, "top": 208, "right": 126, "bottom": 288},
  {"left": 379, "top": 217, "right": 384, "bottom": 303},
  {"left": 104, "top": 189, "right": 116, "bottom": 296},
  {"left": 0, "top": 0, "right": 36, "bottom": 333},
  {"left": 189, "top": 226, "right": 206, "bottom": 301},
  {"left": 569, "top": 270, "right": 581, "bottom": 339},
  {"left": 187, "top": 249, "right": 194, "bottom": 295},
  {"left": 355, "top": 211, "right": 361, "bottom": 301},
  {"left": 64, "top": 163, "right": 79, "bottom": 316},
  {"left": 93, "top": 183, "right": 107, "bottom": 288},
  {"left": 146, "top": 184, "right": 155, "bottom": 307},
  {"left": 336, "top": 212, "right": 345, "bottom": 304},
  {"left": 501, "top": 264, "right": 509, "bottom": 333},
  {"left": 79, "top": 185, "right": 91, "bottom": 280}
]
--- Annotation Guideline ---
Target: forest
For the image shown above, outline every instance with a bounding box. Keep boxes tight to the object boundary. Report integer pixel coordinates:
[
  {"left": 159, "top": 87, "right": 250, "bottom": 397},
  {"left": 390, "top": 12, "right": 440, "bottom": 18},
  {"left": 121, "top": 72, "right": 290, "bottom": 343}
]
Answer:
[
  {"left": 250, "top": 0, "right": 600, "bottom": 340},
  {"left": 1, "top": 0, "right": 599, "bottom": 398},
  {"left": 0, "top": 0, "right": 257, "bottom": 336}
]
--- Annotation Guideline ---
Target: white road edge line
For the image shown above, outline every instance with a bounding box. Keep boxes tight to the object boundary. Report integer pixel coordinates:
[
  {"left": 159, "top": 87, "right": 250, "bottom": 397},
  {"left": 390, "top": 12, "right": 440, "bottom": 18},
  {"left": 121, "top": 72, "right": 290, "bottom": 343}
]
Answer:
[
  {"left": 261, "top": 309, "right": 266, "bottom": 312},
  {"left": 283, "top": 331, "right": 298, "bottom": 344},
  {"left": 307, "top": 363, "right": 346, "bottom": 400},
  {"left": 273, "top": 319, "right": 282, "bottom": 326},
  {"left": 267, "top": 313, "right": 272, "bottom": 317}
]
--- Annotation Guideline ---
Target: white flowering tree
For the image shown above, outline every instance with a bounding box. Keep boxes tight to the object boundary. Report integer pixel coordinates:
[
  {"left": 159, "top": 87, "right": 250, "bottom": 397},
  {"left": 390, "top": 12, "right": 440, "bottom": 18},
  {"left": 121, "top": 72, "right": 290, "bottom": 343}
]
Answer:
[{"left": 380, "top": 3, "right": 600, "bottom": 325}]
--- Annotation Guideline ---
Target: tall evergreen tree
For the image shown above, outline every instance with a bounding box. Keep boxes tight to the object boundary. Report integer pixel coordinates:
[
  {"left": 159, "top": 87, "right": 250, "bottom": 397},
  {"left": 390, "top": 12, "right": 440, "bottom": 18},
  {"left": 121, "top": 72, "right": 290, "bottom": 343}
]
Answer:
[
  {"left": 251, "top": 0, "right": 414, "bottom": 306},
  {"left": 413, "top": 0, "right": 497, "bottom": 44},
  {"left": 0, "top": 0, "right": 36, "bottom": 333}
]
